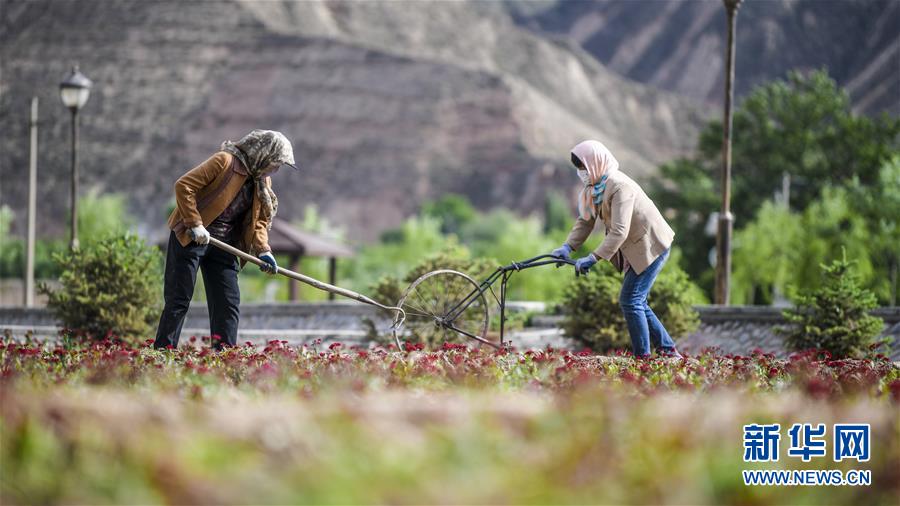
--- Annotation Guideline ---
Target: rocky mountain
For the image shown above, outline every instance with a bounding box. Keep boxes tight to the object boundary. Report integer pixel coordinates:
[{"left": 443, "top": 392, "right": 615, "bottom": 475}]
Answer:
[
  {"left": 510, "top": 0, "right": 899, "bottom": 116},
  {"left": 1, "top": 0, "right": 702, "bottom": 243}
]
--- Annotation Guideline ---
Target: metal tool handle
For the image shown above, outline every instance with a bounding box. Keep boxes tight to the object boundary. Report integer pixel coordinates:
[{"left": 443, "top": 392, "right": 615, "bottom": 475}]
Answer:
[
  {"left": 206, "top": 237, "right": 406, "bottom": 325},
  {"left": 502, "top": 254, "right": 577, "bottom": 272}
]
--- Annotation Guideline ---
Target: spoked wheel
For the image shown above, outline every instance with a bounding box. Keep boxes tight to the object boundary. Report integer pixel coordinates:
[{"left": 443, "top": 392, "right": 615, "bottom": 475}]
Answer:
[{"left": 392, "top": 269, "right": 490, "bottom": 350}]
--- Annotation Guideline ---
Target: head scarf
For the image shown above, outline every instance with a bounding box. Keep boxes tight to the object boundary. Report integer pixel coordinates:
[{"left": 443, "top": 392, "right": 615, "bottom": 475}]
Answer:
[
  {"left": 220, "top": 130, "right": 295, "bottom": 232},
  {"left": 571, "top": 140, "right": 620, "bottom": 219}
]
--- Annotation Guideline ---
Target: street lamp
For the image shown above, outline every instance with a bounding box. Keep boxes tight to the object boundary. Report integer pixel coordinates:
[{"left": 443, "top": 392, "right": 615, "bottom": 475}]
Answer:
[
  {"left": 59, "top": 65, "right": 92, "bottom": 250},
  {"left": 715, "top": 0, "right": 742, "bottom": 305}
]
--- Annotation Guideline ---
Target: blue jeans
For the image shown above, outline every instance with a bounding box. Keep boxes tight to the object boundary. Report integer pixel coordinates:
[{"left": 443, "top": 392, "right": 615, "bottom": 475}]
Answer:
[{"left": 619, "top": 248, "right": 677, "bottom": 357}]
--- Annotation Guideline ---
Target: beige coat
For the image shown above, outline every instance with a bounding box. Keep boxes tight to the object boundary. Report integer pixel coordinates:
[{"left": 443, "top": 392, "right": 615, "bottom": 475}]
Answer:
[{"left": 565, "top": 171, "right": 674, "bottom": 275}]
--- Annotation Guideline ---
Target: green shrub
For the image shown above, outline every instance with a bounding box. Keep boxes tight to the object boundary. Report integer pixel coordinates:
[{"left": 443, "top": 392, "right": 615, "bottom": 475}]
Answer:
[
  {"left": 1, "top": 190, "right": 133, "bottom": 279},
  {"left": 366, "top": 247, "right": 496, "bottom": 346},
  {"left": 40, "top": 233, "right": 163, "bottom": 342},
  {"left": 781, "top": 250, "right": 886, "bottom": 358},
  {"left": 369, "top": 274, "right": 405, "bottom": 313},
  {"left": 463, "top": 209, "right": 571, "bottom": 301},
  {"left": 341, "top": 215, "right": 451, "bottom": 293},
  {"left": 560, "top": 260, "right": 703, "bottom": 353},
  {"left": 422, "top": 194, "right": 477, "bottom": 235}
]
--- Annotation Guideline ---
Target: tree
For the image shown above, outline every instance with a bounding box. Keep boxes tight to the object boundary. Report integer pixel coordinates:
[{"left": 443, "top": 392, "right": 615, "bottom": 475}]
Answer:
[
  {"left": 781, "top": 250, "right": 886, "bottom": 358},
  {"left": 651, "top": 70, "right": 899, "bottom": 302},
  {"left": 845, "top": 156, "right": 900, "bottom": 305},
  {"left": 422, "top": 194, "right": 477, "bottom": 236},
  {"left": 731, "top": 201, "right": 803, "bottom": 305},
  {"left": 698, "top": 70, "right": 898, "bottom": 219},
  {"left": 647, "top": 159, "right": 719, "bottom": 295}
]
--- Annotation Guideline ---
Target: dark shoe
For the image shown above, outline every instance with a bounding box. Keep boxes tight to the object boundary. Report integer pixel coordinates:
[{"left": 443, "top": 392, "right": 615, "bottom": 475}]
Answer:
[{"left": 658, "top": 348, "right": 682, "bottom": 359}]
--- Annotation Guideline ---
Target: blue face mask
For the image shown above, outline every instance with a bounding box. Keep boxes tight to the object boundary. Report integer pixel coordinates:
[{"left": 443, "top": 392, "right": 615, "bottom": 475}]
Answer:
[{"left": 592, "top": 174, "right": 609, "bottom": 205}]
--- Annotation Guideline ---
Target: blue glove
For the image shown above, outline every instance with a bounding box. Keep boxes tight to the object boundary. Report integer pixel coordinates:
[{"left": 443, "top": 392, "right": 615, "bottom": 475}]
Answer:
[
  {"left": 574, "top": 254, "right": 598, "bottom": 276},
  {"left": 550, "top": 243, "right": 573, "bottom": 260},
  {"left": 259, "top": 252, "right": 278, "bottom": 274}
]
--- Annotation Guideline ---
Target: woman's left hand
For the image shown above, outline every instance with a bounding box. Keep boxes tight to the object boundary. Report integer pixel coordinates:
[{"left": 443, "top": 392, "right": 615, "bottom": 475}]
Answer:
[
  {"left": 258, "top": 252, "right": 278, "bottom": 275},
  {"left": 574, "top": 254, "right": 598, "bottom": 276}
]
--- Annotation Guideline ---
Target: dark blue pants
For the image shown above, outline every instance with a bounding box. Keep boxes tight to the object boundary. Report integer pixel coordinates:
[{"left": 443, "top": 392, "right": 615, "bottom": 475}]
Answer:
[
  {"left": 154, "top": 232, "right": 240, "bottom": 350},
  {"left": 619, "top": 248, "right": 678, "bottom": 357}
]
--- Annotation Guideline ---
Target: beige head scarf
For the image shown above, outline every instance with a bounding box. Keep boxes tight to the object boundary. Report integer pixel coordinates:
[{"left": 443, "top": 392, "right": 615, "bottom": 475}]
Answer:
[
  {"left": 571, "top": 140, "right": 620, "bottom": 219},
  {"left": 221, "top": 130, "right": 295, "bottom": 233}
]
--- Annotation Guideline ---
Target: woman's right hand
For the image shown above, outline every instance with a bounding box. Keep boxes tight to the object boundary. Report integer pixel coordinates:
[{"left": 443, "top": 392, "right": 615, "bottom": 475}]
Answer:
[
  {"left": 550, "top": 243, "right": 573, "bottom": 260},
  {"left": 190, "top": 225, "right": 211, "bottom": 245}
]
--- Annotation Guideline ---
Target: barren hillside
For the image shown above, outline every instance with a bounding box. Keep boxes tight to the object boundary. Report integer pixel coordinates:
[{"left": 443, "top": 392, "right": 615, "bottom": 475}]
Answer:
[
  {"left": 0, "top": 0, "right": 706, "bottom": 242},
  {"left": 512, "top": 0, "right": 899, "bottom": 115}
]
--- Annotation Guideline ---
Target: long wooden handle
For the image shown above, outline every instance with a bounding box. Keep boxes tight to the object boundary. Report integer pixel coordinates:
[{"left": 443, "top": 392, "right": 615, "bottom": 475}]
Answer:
[{"left": 207, "top": 237, "right": 406, "bottom": 322}]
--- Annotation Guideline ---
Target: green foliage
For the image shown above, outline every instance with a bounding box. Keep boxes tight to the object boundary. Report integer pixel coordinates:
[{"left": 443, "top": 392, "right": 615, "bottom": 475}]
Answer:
[
  {"left": 781, "top": 250, "right": 887, "bottom": 358},
  {"left": 698, "top": 70, "right": 899, "bottom": 218},
  {"left": 793, "top": 186, "right": 876, "bottom": 295},
  {"left": 401, "top": 248, "right": 495, "bottom": 287},
  {"left": 76, "top": 189, "right": 134, "bottom": 243},
  {"left": 4, "top": 339, "right": 899, "bottom": 506},
  {"left": 560, "top": 261, "right": 626, "bottom": 351},
  {"left": 369, "top": 274, "right": 405, "bottom": 313},
  {"left": 299, "top": 204, "right": 346, "bottom": 241},
  {"left": 732, "top": 183, "right": 894, "bottom": 305},
  {"left": 560, "top": 261, "right": 703, "bottom": 353},
  {"left": 651, "top": 70, "right": 899, "bottom": 303},
  {"left": 40, "top": 233, "right": 163, "bottom": 342},
  {"left": 341, "top": 215, "right": 452, "bottom": 294},
  {"left": 731, "top": 202, "right": 804, "bottom": 304},
  {"left": 366, "top": 247, "right": 495, "bottom": 345},
  {"left": 0, "top": 206, "right": 66, "bottom": 279},
  {"left": 845, "top": 156, "right": 900, "bottom": 304},
  {"left": 461, "top": 209, "right": 571, "bottom": 301},
  {"left": 258, "top": 206, "right": 348, "bottom": 302},
  {"left": 648, "top": 159, "right": 719, "bottom": 295},
  {"left": 1, "top": 192, "right": 135, "bottom": 279},
  {"left": 342, "top": 199, "right": 575, "bottom": 304},
  {"left": 0, "top": 205, "right": 10, "bottom": 238},
  {"left": 422, "top": 194, "right": 477, "bottom": 235},
  {"left": 543, "top": 191, "right": 573, "bottom": 233}
]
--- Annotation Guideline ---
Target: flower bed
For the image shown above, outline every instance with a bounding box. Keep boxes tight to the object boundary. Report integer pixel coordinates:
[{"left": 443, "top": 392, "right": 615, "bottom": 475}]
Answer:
[{"left": 2, "top": 337, "right": 899, "bottom": 504}]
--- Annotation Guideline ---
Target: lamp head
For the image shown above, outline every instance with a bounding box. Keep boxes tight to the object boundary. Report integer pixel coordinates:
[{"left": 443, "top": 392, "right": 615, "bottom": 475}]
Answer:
[{"left": 59, "top": 65, "right": 93, "bottom": 111}]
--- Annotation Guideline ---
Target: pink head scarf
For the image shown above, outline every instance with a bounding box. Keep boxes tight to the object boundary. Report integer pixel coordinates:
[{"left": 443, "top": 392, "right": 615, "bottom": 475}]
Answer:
[{"left": 572, "top": 140, "right": 620, "bottom": 219}]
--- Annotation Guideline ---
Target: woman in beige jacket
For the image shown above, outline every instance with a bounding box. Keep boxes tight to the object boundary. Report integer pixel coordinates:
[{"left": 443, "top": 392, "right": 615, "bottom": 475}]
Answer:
[{"left": 550, "top": 140, "right": 681, "bottom": 358}]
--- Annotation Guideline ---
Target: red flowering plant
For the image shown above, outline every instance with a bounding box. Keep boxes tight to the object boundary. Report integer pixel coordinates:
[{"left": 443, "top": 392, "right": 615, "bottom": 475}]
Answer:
[
  {"left": 2, "top": 334, "right": 899, "bottom": 506},
  {"left": 1, "top": 336, "right": 897, "bottom": 400}
]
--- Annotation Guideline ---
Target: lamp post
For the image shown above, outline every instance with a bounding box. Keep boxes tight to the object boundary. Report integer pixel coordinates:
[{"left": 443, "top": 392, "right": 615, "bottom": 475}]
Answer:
[
  {"left": 59, "top": 65, "right": 92, "bottom": 250},
  {"left": 715, "top": 0, "right": 741, "bottom": 305}
]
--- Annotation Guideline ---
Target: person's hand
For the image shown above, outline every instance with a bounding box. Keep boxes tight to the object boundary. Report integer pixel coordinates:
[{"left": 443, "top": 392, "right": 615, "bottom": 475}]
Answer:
[
  {"left": 189, "top": 225, "right": 210, "bottom": 245},
  {"left": 574, "top": 254, "right": 598, "bottom": 276},
  {"left": 550, "top": 243, "right": 573, "bottom": 263},
  {"left": 258, "top": 252, "right": 278, "bottom": 274}
]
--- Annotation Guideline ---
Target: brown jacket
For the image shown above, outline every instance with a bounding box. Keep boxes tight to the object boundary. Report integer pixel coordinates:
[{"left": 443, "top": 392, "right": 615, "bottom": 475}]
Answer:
[
  {"left": 565, "top": 171, "right": 674, "bottom": 275},
  {"left": 167, "top": 151, "right": 272, "bottom": 255}
]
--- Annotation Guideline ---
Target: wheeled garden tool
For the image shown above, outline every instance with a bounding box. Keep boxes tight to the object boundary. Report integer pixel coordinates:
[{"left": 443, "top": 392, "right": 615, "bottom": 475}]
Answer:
[
  {"left": 209, "top": 239, "right": 576, "bottom": 351},
  {"left": 390, "top": 254, "right": 577, "bottom": 350}
]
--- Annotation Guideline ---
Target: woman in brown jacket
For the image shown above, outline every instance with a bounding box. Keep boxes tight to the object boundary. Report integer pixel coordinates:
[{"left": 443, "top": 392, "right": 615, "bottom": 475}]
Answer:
[
  {"left": 154, "top": 130, "right": 297, "bottom": 350},
  {"left": 550, "top": 140, "right": 681, "bottom": 358}
]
